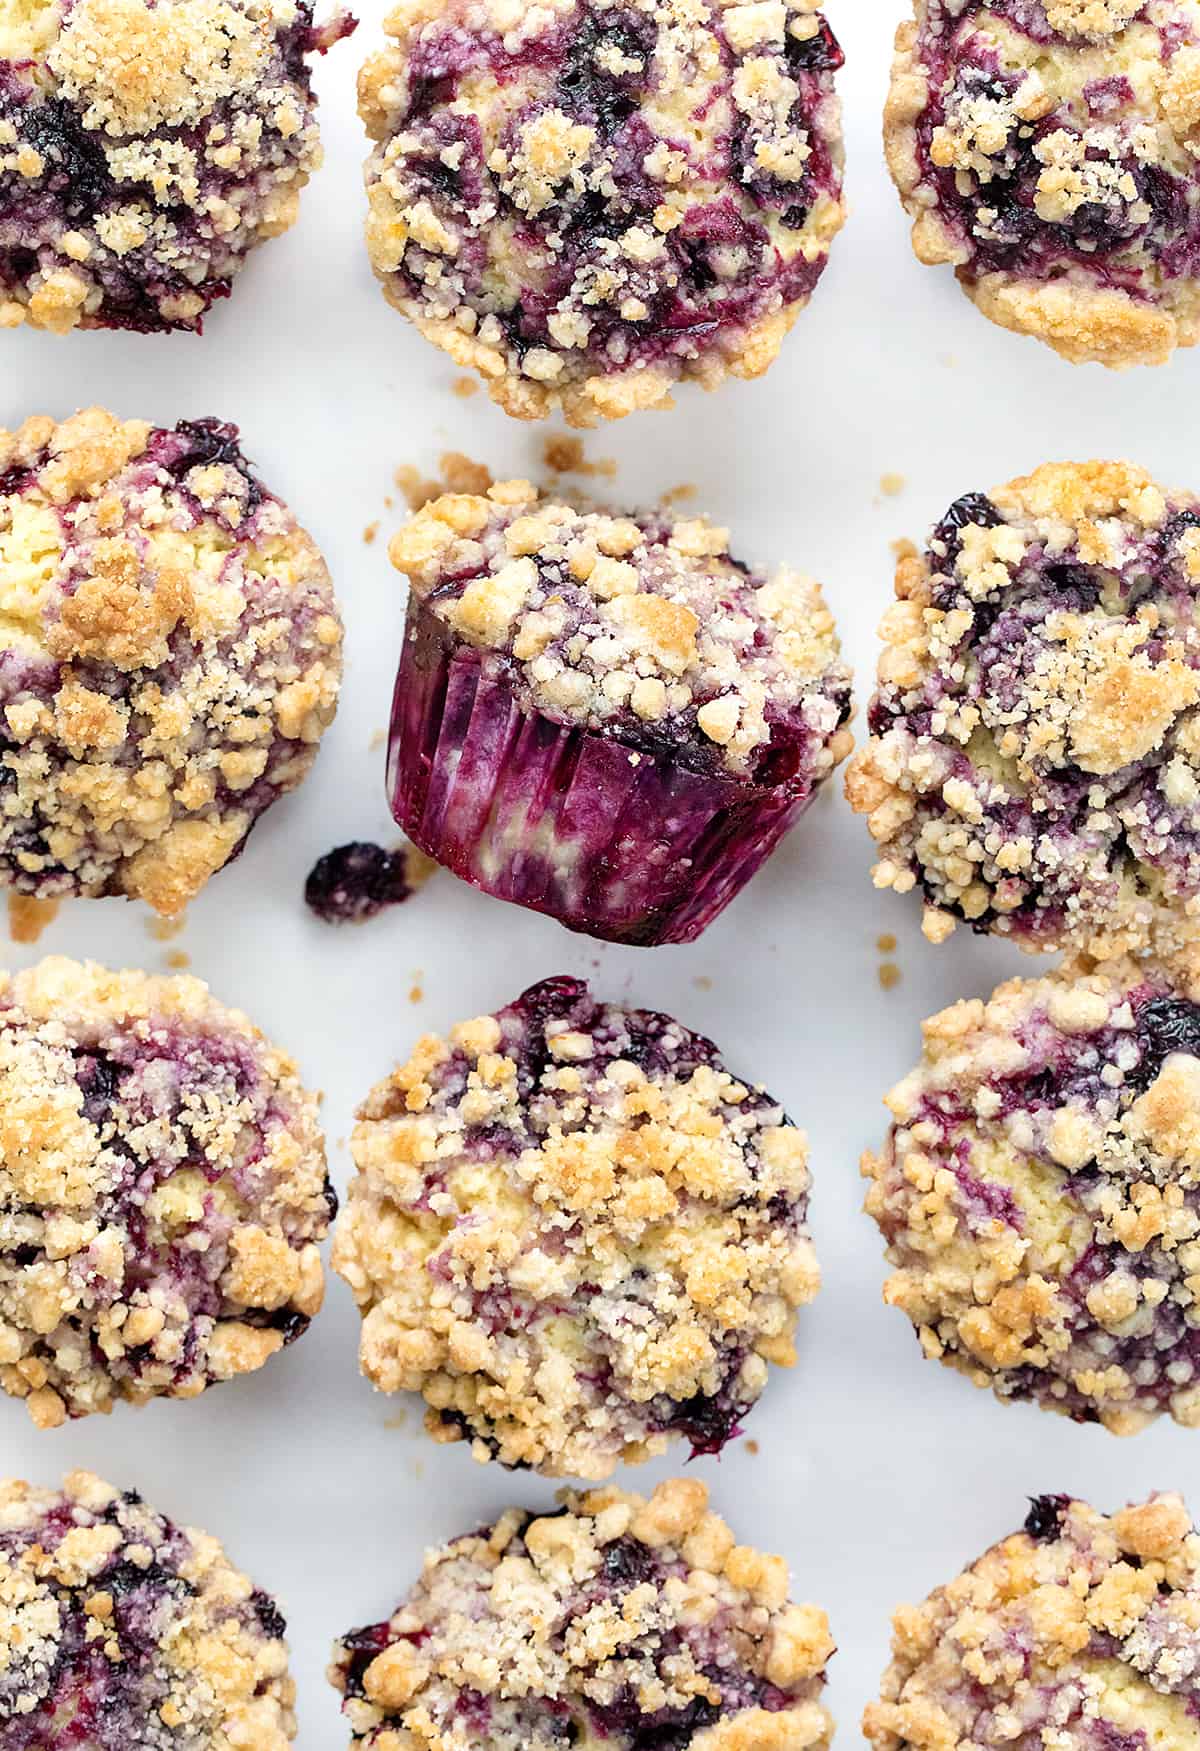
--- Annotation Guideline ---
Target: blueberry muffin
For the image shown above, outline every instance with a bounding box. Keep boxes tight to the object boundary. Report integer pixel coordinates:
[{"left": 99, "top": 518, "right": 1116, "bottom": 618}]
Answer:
[
  {"left": 331, "top": 1478, "right": 835, "bottom": 1750},
  {"left": 885, "top": 0, "right": 1200, "bottom": 367},
  {"left": 0, "top": 1470, "right": 295, "bottom": 1747},
  {"left": 864, "top": 954, "right": 1200, "bottom": 1433},
  {"left": 333, "top": 975, "right": 818, "bottom": 1478},
  {"left": 846, "top": 460, "right": 1200, "bottom": 959},
  {"left": 0, "top": 956, "right": 332, "bottom": 1429},
  {"left": 865, "top": 1492, "right": 1200, "bottom": 1749},
  {"left": 0, "top": 408, "right": 342, "bottom": 916},
  {"left": 389, "top": 480, "right": 852, "bottom": 945},
  {"left": 359, "top": 0, "right": 846, "bottom": 425},
  {"left": 0, "top": 0, "right": 351, "bottom": 333}
]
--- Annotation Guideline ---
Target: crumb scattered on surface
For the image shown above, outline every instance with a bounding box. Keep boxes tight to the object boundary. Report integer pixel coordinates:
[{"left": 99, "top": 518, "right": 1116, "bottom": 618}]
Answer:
[
  {"left": 8, "top": 895, "right": 60, "bottom": 944},
  {"left": 166, "top": 949, "right": 191, "bottom": 970},
  {"left": 396, "top": 455, "right": 493, "bottom": 510},
  {"left": 694, "top": 975, "right": 713, "bottom": 990},
  {"left": 542, "top": 436, "right": 616, "bottom": 479},
  {"left": 363, "top": 521, "right": 380, "bottom": 545},
  {"left": 369, "top": 729, "right": 386, "bottom": 752},
  {"left": 408, "top": 973, "right": 424, "bottom": 1003},
  {"left": 452, "top": 376, "right": 479, "bottom": 399},
  {"left": 147, "top": 914, "right": 187, "bottom": 942},
  {"left": 876, "top": 933, "right": 897, "bottom": 954},
  {"left": 745, "top": 1438, "right": 760, "bottom": 1455},
  {"left": 395, "top": 465, "right": 441, "bottom": 512},
  {"left": 663, "top": 483, "right": 698, "bottom": 505},
  {"left": 878, "top": 963, "right": 902, "bottom": 991},
  {"left": 880, "top": 473, "right": 906, "bottom": 497},
  {"left": 890, "top": 537, "right": 919, "bottom": 562}
]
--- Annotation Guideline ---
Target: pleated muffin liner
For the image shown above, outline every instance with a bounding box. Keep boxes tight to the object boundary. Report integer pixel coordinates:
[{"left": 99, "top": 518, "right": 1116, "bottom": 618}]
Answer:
[{"left": 388, "top": 599, "right": 829, "bottom": 946}]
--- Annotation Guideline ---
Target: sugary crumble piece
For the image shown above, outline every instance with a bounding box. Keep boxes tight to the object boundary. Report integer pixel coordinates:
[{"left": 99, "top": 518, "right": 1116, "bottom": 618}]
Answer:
[
  {"left": 331, "top": 1478, "right": 834, "bottom": 1749},
  {"left": 0, "top": 1470, "right": 295, "bottom": 1747},
  {"left": 0, "top": 955, "right": 333, "bottom": 1424},
  {"left": 865, "top": 951, "right": 1200, "bottom": 1432},
  {"left": 865, "top": 1492, "right": 1200, "bottom": 1749},
  {"left": 359, "top": 0, "right": 846, "bottom": 424},
  {"left": 333, "top": 975, "right": 819, "bottom": 1477},
  {"left": 0, "top": 408, "right": 342, "bottom": 915},
  {"left": 886, "top": 0, "right": 1200, "bottom": 366},
  {"left": 847, "top": 460, "right": 1200, "bottom": 959}
]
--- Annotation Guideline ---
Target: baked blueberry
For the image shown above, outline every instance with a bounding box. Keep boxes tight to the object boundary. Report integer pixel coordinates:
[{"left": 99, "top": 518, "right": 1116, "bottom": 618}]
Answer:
[
  {"left": 0, "top": 409, "right": 343, "bottom": 915},
  {"left": 0, "top": 1470, "right": 296, "bottom": 1747},
  {"left": 865, "top": 1492, "right": 1200, "bottom": 1749},
  {"left": 0, "top": 0, "right": 351, "bottom": 333},
  {"left": 886, "top": 0, "right": 1200, "bottom": 367},
  {"left": 332, "top": 975, "right": 819, "bottom": 1478},
  {"left": 359, "top": 0, "right": 846, "bottom": 424},
  {"left": 847, "top": 461, "right": 1200, "bottom": 959},
  {"left": 388, "top": 479, "right": 852, "bottom": 945},
  {"left": 330, "top": 1478, "right": 835, "bottom": 1750},
  {"left": 0, "top": 956, "right": 332, "bottom": 1428}
]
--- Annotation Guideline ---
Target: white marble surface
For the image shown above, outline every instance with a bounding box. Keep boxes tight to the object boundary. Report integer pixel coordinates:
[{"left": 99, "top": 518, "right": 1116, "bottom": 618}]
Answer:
[{"left": 5, "top": 2, "right": 1200, "bottom": 1743}]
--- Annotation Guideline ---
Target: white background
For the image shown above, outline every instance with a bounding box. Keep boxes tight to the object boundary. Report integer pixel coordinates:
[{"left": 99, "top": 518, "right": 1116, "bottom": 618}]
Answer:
[{"left": 5, "top": 3, "right": 1200, "bottom": 1743}]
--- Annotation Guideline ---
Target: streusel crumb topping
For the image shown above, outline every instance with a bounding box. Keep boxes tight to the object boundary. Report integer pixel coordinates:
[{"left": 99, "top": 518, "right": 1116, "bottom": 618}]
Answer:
[
  {"left": 359, "top": 0, "right": 845, "bottom": 424},
  {"left": 865, "top": 1492, "right": 1200, "bottom": 1750},
  {"left": 333, "top": 975, "right": 819, "bottom": 1478},
  {"left": 866, "top": 951, "right": 1200, "bottom": 1433},
  {"left": 0, "top": 1470, "right": 295, "bottom": 1748},
  {"left": 847, "top": 459, "right": 1200, "bottom": 958},
  {"left": 331, "top": 1478, "right": 834, "bottom": 1750},
  {"left": 0, "top": 955, "right": 333, "bottom": 1427},
  {"left": 0, "top": 408, "right": 342, "bottom": 914},
  {"left": 390, "top": 480, "right": 851, "bottom": 781},
  {"left": 0, "top": 0, "right": 350, "bottom": 333},
  {"left": 885, "top": 0, "right": 1200, "bottom": 366}
]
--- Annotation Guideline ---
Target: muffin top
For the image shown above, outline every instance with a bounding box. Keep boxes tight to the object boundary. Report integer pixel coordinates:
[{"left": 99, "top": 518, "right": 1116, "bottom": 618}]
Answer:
[
  {"left": 847, "top": 460, "right": 1200, "bottom": 958},
  {"left": 330, "top": 1477, "right": 835, "bottom": 1751},
  {"left": 0, "top": 956, "right": 332, "bottom": 1428},
  {"left": 0, "top": 408, "right": 342, "bottom": 915},
  {"left": 391, "top": 479, "right": 852, "bottom": 783},
  {"left": 866, "top": 954, "right": 1200, "bottom": 1433},
  {"left": 0, "top": 1469, "right": 295, "bottom": 1749},
  {"left": 885, "top": 0, "right": 1200, "bottom": 367},
  {"left": 864, "top": 1492, "right": 1200, "bottom": 1750},
  {"left": 333, "top": 974, "right": 818, "bottom": 1478},
  {"left": 359, "top": 0, "right": 845, "bottom": 424},
  {"left": 0, "top": 0, "right": 348, "bottom": 333}
]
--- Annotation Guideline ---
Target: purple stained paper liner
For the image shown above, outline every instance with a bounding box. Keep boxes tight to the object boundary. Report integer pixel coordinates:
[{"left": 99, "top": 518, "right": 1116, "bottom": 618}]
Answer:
[{"left": 387, "top": 598, "right": 828, "bottom": 945}]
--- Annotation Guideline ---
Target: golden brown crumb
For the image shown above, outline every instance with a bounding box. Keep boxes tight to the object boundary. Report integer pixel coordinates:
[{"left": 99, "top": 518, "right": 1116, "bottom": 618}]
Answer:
[
  {"left": 147, "top": 914, "right": 187, "bottom": 942},
  {"left": 394, "top": 465, "right": 441, "bottom": 512},
  {"left": 452, "top": 375, "right": 479, "bottom": 399},
  {"left": 880, "top": 473, "right": 906, "bottom": 497},
  {"left": 166, "top": 949, "right": 190, "bottom": 970},
  {"left": 745, "top": 1438, "right": 760, "bottom": 1456},
  {"left": 890, "top": 537, "right": 919, "bottom": 562},
  {"left": 663, "top": 483, "right": 698, "bottom": 505},
  {"left": 8, "top": 896, "right": 60, "bottom": 945},
  {"left": 439, "top": 452, "right": 494, "bottom": 496},
  {"left": 542, "top": 436, "right": 617, "bottom": 479},
  {"left": 878, "top": 963, "right": 902, "bottom": 990},
  {"left": 876, "top": 933, "right": 897, "bottom": 953},
  {"left": 363, "top": 521, "right": 380, "bottom": 545}
]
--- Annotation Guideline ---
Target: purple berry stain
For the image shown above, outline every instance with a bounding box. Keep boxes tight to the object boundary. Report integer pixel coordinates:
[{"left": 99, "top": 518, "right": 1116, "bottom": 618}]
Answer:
[{"left": 304, "top": 841, "right": 433, "bottom": 925}]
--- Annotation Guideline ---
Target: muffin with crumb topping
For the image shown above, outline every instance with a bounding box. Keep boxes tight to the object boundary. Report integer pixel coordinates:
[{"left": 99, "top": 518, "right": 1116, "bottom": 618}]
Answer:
[
  {"left": 847, "top": 460, "right": 1200, "bottom": 959},
  {"left": 0, "top": 408, "right": 342, "bottom": 916},
  {"left": 333, "top": 975, "right": 819, "bottom": 1478},
  {"left": 886, "top": 0, "right": 1200, "bottom": 367},
  {"left": 331, "top": 1478, "right": 836, "bottom": 1750},
  {"left": 865, "top": 1492, "right": 1200, "bottom": 1750},
  {"left": 359, "top": 0, "right": 845, "bottom": 425},
  {"left": 388, "top": 479, "right": 852, "bottom": 945},
  {"left": 0, "top": 1470, "right": 296, "bottom": 1748},
  {"left": 0, "top": 0, "right": 352, "bottom": 333},
  {"left": 866, "top": 953, "right": 1200, "bottom": 1434},
  {"left": 0, "top": 956, "right": 333, "bottom": 1429}
]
